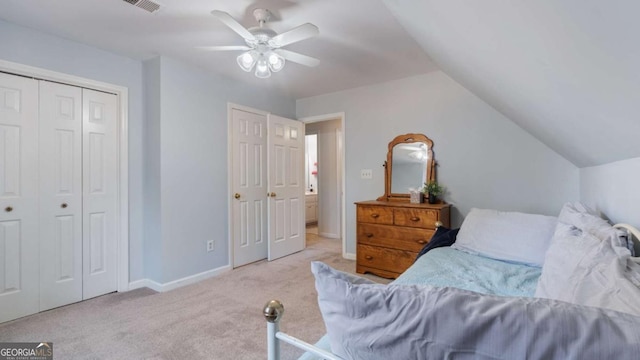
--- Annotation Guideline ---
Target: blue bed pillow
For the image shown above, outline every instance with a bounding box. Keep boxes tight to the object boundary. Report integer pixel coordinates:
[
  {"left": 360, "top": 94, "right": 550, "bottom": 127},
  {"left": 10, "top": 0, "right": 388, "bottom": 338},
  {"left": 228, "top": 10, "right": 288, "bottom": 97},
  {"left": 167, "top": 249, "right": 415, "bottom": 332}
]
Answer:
[
  {"left": 415, "top": 226, "right": 459, "bottom": 261},
  {"left": 311, "top": 261, "right": 640, "bottom": 360}
]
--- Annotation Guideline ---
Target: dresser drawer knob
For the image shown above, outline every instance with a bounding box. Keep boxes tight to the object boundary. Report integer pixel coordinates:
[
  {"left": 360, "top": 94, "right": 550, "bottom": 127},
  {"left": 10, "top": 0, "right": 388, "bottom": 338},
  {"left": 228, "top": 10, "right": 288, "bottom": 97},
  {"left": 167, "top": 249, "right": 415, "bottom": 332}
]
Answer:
[
  {"left": 370, "top": 214, "right": 380, "bottom": 219},
  {"left": 365, "top": 255, "right": 373, "bottom": 260},
  {"left": 410, "top": 217, "right": 420, "bottom": 222},
  {"left": 417, "top": 240, "right": 427, "bottom": 245},
  {"left": 365, "top": 233, "right": 374, "bottom": 238}
]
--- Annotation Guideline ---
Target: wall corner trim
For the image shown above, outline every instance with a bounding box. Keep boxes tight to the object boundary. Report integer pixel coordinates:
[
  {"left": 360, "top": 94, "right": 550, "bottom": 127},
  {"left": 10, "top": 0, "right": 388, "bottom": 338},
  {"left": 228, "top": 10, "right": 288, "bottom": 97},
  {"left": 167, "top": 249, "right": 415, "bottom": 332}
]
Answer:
[{"left": 343, "top": 252, "right": 356, "bottom": 261}]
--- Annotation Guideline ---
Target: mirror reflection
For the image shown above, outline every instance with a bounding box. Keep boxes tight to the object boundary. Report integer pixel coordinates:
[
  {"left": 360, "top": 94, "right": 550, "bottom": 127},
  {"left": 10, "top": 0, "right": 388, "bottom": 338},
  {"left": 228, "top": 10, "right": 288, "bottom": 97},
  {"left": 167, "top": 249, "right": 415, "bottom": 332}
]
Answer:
[{"left": 391, "top": 142, "right": 429, "bottom": 193}]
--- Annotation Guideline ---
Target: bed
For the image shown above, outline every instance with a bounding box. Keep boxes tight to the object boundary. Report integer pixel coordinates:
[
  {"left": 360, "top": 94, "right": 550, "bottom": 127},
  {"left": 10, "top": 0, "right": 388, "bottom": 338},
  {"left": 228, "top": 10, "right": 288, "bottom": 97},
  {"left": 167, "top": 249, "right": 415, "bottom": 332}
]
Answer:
[{"left": 263, "top": 203, "right": 640, "bottom": 360}]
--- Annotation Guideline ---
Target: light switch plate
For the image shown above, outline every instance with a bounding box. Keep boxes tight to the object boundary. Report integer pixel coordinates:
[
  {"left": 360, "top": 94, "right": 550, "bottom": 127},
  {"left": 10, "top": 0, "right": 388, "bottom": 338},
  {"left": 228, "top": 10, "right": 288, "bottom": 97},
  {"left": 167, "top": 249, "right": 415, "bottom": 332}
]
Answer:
[{"left": 360, "top": 169, "right": 372, "bottom": 179}]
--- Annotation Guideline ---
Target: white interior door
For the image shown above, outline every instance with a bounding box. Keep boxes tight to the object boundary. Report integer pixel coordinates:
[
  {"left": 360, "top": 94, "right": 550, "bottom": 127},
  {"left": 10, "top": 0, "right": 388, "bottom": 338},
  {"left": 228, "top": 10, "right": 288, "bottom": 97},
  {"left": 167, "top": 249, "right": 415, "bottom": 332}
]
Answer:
[
  {"left": 0, "top": 73, "right": 39, "bottom": 323},
  {"left": 267, "top": 115, "right": 305, "bottom": 261},
  {"left": 82, "top": 88, "right": 118, "bottom": 299},
  {"left": 39, "top": 81, "right": 83, "bottom": 311},
  {"left": 232, "top": 109, "right": 268, "bottom": 267}
]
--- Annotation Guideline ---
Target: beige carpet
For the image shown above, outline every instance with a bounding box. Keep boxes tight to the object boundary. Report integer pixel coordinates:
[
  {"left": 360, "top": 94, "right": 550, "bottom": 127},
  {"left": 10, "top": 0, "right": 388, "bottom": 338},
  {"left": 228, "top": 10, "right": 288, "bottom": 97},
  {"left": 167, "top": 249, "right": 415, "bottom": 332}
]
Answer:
[{"left": 0, "top": 230, "right": 389, "bottom": 359}]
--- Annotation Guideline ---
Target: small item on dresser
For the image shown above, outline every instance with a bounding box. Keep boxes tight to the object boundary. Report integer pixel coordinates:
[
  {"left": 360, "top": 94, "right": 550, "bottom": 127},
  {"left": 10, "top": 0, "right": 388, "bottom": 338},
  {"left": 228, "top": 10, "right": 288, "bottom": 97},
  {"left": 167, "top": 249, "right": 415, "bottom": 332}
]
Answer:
[
  {"left": 422, "top": 180, "right": 444, "bottom": 204},
  {"left": 409, "top": 188, "right": 424, "bottom": 204}
]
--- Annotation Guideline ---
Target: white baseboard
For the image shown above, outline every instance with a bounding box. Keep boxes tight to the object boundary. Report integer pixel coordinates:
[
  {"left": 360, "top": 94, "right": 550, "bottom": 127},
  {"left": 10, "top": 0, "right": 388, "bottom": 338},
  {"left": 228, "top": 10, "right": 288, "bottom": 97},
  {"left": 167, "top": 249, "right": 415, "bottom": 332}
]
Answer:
[
  {"left": 128, "top": 279, "right": 153, "bottom": 291},
  {"left": 128, "top": 265, "right": 232, "bottom": 293},
  {"left": 319, "top": 232, "right": 339, "bottom": 239},
  {"left": 343, "top": 252, "right": 356, "bottom": 260}
]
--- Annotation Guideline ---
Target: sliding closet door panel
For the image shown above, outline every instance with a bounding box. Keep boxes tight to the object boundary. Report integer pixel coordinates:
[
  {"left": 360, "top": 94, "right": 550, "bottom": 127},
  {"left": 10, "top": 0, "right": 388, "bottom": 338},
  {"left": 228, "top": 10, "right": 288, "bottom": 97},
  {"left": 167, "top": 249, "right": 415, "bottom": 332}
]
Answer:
[
  {"left": 82, "top": 89, "right": 118, "bottom": 299},
  {"left": 0, "top": 72, "right": 39, "bottom": 323},
  {"left": 39, "top": 81, "right": 83, "bottom": 311}
]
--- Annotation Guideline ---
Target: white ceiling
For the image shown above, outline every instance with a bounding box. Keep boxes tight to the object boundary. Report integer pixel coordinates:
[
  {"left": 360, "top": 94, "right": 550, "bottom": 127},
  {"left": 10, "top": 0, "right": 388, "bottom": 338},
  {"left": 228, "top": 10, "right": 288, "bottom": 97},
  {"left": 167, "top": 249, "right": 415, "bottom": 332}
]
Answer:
[
  {"left": 0, "top": 0, "right": 438, "bottom": 98},
  {"left": 385, "top": 0, "right": 640, "bottom": 167}
]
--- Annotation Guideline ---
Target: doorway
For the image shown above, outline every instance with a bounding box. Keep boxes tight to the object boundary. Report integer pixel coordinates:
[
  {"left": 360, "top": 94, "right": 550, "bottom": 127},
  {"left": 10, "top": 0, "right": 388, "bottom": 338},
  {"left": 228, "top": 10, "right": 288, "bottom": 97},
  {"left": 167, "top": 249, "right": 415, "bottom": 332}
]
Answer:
[
  {"left": 301, "top": 113, "right": 346, "bottom": 257},
  {"left": 228, "top": 104, "right": 306, "bottom": 268}
]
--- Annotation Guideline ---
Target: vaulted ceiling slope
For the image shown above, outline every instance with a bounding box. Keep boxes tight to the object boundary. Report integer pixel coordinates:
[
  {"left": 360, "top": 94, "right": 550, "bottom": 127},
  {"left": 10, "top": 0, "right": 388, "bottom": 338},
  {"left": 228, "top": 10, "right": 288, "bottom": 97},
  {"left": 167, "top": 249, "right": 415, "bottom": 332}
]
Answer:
[{"left": 384, "top": 0, "right": 640, "bottom": 167}]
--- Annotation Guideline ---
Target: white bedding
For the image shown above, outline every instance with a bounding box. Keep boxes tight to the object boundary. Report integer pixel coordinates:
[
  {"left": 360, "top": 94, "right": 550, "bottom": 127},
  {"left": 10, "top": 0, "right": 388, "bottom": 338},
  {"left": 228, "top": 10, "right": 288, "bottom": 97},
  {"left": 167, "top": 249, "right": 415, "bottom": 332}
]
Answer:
[
  {"left": 536, "top": 203, "right": 640, "bottom": 315},
  {"left": 312, "top": 261, "right": 640, "bottom": 360}
]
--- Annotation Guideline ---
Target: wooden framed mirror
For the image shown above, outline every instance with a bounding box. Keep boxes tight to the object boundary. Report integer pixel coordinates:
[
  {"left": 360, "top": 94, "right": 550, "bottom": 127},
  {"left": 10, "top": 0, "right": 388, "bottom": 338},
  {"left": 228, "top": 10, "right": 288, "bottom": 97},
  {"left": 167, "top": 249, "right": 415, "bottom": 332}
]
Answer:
[{"left": 378, "top": 133, "right": 436, "bottom": 202}]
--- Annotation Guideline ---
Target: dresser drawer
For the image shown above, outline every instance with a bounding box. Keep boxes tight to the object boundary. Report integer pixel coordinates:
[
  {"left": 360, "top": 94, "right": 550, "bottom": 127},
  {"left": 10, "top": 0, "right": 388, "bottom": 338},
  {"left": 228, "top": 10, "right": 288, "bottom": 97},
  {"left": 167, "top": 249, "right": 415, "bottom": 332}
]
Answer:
[
  {"left": 357, "top": 244, "right": 415, "bottom": 274},
  {"left": 358, "top": 223, "right": 434, "bottom": 252},
  {"left": 357, "top": 205, "right": 393, "bottom": 225},
  {"left": 394, "top": 208, "right": 439, "bottom": 229}
]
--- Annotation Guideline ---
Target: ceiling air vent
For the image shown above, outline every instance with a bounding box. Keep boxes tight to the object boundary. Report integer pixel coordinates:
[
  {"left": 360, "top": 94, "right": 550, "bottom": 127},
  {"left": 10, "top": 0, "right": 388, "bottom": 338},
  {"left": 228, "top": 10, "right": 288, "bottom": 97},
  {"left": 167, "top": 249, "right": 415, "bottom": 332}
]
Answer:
[{"left": 122, "top": 0, "right": 160, "bottom": 13}]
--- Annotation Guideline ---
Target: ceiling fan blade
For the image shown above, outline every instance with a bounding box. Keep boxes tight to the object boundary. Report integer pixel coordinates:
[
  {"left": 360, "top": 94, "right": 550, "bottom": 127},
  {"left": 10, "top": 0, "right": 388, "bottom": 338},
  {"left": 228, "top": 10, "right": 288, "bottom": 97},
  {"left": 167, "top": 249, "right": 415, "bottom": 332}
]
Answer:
[
  {"left": 274, "top": 49, "right": 320, "bottom": 67},
  {"left": 211, "top": 10, "right": 256, "bottom": 41},
  {"left": 268, "top": 23, "right": 319, "bottom": 48},
  {"left": 196, "top": 45, "right": 252, "bottom": 51}
]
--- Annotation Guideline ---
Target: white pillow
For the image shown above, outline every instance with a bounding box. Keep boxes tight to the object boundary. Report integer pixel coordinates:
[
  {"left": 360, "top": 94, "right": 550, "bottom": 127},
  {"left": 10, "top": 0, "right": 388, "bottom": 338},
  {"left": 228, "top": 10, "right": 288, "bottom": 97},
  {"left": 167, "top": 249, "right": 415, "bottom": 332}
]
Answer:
[
  {"left": 311, "top": 261, "right": 640, "bottom": 360},
  {"left": 536, "top": 203, "right": 640, "bottom": 315},
  {"left": 452, "top": 208, "right": 557, "bottom": 266},
  {"left": 556, "top": 202, "right": 632, "bottom": 249}
]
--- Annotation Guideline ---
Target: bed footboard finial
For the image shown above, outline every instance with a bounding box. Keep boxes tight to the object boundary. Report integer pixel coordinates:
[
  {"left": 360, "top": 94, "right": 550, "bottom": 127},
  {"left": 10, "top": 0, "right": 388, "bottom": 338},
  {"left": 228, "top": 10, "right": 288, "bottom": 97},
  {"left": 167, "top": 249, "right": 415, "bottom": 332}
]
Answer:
[
  {"left": 265, "top": 300, "right": 285, "bottom": 360},
  {"left": 264, "top": 300, "right": 285, "bottom": 323}
]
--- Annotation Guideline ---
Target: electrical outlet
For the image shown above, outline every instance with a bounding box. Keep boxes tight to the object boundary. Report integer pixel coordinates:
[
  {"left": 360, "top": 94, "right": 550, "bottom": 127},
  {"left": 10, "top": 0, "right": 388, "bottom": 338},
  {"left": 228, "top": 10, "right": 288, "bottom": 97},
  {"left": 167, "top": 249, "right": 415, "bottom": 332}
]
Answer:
[
  {"left": 360, "top": 169, "right": 373, "bottom": 179},
  {"left": 207, "top": 240, "right": 214, "bottom": 252}
]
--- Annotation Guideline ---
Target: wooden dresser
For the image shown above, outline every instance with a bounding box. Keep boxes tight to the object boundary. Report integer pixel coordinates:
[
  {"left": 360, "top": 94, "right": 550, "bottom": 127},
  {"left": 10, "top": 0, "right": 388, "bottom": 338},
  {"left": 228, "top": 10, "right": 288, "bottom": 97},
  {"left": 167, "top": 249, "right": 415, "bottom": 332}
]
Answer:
[{"left": 355, "top": 200, "right": 451, "bottom": 279}]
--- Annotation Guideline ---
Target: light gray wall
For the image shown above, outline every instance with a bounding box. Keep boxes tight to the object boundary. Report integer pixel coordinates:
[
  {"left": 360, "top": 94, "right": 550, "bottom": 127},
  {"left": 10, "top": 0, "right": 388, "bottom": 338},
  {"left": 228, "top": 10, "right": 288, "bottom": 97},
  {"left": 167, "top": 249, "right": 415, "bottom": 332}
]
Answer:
[
  {"left": 297, "top": 71, "right": 579, "bottom": 254},
  {"left": 383, "top": 0, "right": 640, "bottom": 167},
  {"left": 142, "top": 57, "right": 162, "bottom": 282},
  {"left": 0, "top": 19, "right": 146, "bottom": 281},
  {"left": 145, "top": 56, "right": 295, "bottom": 283},
  {"left": 580, "top": 157, "right": 640, "bottom": 228},
  {"left": 306, "top": 119, "right": 341, "bottom": 239}
]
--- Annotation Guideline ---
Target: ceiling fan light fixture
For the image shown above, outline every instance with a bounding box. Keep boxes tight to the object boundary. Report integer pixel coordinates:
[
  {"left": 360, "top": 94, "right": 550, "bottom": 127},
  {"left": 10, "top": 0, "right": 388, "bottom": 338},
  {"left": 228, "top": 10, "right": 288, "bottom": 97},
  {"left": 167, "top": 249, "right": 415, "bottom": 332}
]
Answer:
[
  {"left": 237, "top": 51, "right": 257, "bottom": 72},
  {"left": 255, "top": 58, "right": 271, "bottom": 78},
  {"left": 267, "top": 52, "right": 285, "bottom": 72},
  {"left": 206, "top": 9, "right": 320, "bottom": 79}
]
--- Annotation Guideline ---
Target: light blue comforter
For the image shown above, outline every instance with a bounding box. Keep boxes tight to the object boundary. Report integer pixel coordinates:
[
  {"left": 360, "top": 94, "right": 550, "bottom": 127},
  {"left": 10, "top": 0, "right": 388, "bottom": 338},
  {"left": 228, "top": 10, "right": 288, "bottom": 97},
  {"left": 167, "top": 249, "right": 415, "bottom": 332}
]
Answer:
[{"left": 393, "top": 247, "right": 541, "bottom": 297}]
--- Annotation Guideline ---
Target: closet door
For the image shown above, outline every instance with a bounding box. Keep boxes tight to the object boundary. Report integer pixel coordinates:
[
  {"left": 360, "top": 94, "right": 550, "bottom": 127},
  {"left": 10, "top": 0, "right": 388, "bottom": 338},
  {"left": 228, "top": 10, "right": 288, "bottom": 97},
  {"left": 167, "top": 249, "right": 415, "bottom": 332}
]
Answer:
[
  {"left": 231, "top": 109, "right": 268, "bottom": 267},
  {"left": 39, "top": 81, "right": 83, "bottom": 311},
  {"left": 82, "top": 89, "right": 118, "bottom": 299},
  {"left": 0, "top": 73, "right": 39, "bottom": 323}
]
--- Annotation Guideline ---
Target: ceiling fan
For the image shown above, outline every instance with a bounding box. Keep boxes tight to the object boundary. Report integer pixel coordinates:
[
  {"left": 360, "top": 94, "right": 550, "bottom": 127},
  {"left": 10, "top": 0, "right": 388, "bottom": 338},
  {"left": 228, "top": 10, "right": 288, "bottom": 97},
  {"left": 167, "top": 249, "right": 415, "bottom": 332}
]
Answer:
[{"left": 199, "top": 9, "right": 320, "bottom": 79}]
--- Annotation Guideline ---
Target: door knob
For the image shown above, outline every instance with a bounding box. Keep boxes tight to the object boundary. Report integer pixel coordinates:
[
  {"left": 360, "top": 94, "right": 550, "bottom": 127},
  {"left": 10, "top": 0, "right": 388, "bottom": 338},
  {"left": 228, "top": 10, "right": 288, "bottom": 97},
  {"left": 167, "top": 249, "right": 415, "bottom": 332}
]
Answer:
[
  {"left": 61, "top": 203, "right": 68, "bottom": 208},
  {"left": 234, "top": 193, "right": 241, "bottom": 199},
  {"left": 270, "top": 192, "right": 276, "bottom": 197},
  {"left": 5, "top": 206, "right": 12, "bottom": 212}
]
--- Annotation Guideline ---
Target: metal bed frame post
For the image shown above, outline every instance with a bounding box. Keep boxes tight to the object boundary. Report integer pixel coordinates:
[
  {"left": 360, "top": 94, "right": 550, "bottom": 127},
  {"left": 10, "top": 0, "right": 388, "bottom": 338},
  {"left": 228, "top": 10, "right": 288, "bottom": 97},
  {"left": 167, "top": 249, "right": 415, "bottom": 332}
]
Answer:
[
  {"left": 264, "top": 300, "right": 343, "bottom": 360},
  {"left": 264, "top": 300, "right": 284, "bottom": 360}
]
